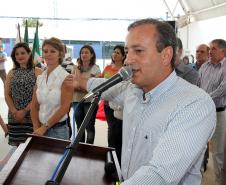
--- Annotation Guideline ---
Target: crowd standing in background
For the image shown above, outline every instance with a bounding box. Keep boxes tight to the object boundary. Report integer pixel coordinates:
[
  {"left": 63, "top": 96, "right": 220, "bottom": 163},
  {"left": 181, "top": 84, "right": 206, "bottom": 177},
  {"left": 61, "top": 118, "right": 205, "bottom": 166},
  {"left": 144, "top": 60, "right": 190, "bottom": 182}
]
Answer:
[
  {"left": 31, "top": 37, "right": 73, "bottom": 140},
  {"left": 100, "top": 45, "right": 125, "bottom": 165},
  {"left": 0, "top": 21, "right": 226, "bottom": 185},
  {"left": 4, "top": 42, "right": 42, "bottom": 146},
  {"left": 71, "top": 45, "right": 101, "bottom": 144}
]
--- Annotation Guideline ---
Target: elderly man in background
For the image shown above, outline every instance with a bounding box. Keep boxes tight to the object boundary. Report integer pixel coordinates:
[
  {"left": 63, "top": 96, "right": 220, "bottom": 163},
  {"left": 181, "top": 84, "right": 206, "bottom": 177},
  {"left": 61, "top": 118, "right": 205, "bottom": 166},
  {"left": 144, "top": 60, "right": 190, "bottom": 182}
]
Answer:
[
  {"left": 194, "top": 44, "right": 209, "bottom": 71},
  {"left": 197, "top": 39, "right": 226, "bottom": 185}
]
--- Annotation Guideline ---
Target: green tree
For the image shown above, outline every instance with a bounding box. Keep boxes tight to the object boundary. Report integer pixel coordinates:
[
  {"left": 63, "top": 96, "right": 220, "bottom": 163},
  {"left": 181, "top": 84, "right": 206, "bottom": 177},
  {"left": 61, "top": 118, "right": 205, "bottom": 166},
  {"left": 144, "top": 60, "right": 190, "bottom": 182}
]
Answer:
[{"left": 22, "top": 18, "right": 43, "bottom": 27}]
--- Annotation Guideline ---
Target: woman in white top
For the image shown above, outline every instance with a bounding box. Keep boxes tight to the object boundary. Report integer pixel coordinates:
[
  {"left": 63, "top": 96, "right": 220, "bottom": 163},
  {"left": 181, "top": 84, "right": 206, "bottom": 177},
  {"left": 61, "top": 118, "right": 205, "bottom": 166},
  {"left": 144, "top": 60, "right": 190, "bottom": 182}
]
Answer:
[{"left": 31, "top": 37, "right": 73, "bottom": 140}]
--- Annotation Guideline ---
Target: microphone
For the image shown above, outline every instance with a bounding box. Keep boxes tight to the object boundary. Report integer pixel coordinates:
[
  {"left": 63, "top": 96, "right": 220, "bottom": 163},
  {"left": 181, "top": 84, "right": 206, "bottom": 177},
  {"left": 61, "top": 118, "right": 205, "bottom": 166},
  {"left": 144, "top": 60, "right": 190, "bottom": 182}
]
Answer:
[
  {"left": 81, "top": 66, "right": 132, "bottom": 101},
  {"left": 104, "top": 151, "right": 116, "bottom": 175}
]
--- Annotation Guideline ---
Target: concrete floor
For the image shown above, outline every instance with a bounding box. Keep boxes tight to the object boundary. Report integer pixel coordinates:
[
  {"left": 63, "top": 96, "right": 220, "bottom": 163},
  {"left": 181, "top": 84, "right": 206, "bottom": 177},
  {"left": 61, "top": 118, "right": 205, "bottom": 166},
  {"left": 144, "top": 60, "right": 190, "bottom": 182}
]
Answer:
[{"left": 201, "top": 153, "right": 215, "bottom": 185}]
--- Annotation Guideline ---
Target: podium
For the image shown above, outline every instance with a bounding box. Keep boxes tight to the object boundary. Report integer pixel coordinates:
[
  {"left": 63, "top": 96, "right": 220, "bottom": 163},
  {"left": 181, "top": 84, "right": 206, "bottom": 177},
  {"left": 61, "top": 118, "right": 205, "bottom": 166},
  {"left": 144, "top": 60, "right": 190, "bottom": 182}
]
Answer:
[{"left": 0, "top": 135, "right": 122, "bottom": 185}]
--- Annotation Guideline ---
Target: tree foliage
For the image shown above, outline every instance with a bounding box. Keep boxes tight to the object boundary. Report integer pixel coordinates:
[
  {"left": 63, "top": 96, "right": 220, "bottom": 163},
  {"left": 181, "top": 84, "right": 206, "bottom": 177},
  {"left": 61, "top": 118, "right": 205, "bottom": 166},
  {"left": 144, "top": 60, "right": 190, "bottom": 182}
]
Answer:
[{"left": 22, "top": 18, "right": 43, "bottom": 27}]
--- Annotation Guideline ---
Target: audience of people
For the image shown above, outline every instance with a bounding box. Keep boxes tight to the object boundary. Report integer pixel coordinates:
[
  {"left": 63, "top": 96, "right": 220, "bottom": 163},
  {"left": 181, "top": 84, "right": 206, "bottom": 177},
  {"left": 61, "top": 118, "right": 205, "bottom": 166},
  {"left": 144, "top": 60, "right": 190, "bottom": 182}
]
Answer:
[{"left": 0, "top": 19, "right": 225, "bottom": 185}]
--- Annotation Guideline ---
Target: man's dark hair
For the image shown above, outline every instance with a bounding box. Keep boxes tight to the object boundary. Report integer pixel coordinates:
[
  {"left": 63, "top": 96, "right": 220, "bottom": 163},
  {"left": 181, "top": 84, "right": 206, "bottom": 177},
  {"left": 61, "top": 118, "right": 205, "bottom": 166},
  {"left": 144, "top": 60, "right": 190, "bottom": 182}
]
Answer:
[
  {"left": 128, "top": 18, "right": 177, "bottom": 69},
  {"left": 211, "top": 39, "right": 226, "bottom": 49},
  {"left": 176, "top": 37, "right": 183, "bottom": 50}
]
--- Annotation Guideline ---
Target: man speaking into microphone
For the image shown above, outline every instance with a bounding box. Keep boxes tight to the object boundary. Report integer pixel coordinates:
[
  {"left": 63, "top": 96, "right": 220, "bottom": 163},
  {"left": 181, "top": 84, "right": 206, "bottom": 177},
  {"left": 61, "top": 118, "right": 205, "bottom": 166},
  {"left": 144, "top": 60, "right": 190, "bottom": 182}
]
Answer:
[{"left": 65, "top": 18, "right": 216, "bottom": 185}]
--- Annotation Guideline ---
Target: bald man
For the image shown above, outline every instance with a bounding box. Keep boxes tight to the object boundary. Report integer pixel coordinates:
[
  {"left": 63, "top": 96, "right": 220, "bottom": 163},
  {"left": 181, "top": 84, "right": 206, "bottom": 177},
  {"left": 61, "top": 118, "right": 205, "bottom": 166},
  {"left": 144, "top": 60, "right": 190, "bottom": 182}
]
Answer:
[
  {"left": 194, "top": 44, "right": 209, "bottom": 71},
  {"left": 195, "top": 44, "right": 210, "bottom": 172}
]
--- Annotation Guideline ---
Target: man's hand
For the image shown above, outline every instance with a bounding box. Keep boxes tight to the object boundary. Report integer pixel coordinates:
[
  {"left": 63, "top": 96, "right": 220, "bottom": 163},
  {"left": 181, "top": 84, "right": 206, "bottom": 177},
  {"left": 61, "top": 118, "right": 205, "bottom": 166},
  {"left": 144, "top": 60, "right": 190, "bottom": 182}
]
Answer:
[
  {"left": 64, "top": 74, "right": 83, "bottom": 91},
  {"left": 64, "top": 74, "right": 80, "bottom": 90}
]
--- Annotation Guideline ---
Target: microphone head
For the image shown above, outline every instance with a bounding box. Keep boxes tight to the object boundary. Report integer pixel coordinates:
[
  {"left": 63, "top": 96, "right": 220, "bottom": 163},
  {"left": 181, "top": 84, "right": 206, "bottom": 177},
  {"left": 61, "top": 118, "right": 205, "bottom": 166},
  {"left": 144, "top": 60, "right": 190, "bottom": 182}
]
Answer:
[{"left": 119, "top": 66, "right": 132, "bottom": 81}]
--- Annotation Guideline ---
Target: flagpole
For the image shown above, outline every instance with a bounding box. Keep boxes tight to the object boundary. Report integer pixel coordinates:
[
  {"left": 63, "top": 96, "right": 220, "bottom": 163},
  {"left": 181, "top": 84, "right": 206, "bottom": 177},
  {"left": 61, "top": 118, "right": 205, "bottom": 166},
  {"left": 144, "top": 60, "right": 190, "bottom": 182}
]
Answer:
[
  {"left": 24, "top": 20, "right": 29, "bottom": 45},
  {"left": 18, "top": 23, "right": 21, "bottom": 43},
  {"left": 32, "top": 20, "right": 41, "bottom": 62}
]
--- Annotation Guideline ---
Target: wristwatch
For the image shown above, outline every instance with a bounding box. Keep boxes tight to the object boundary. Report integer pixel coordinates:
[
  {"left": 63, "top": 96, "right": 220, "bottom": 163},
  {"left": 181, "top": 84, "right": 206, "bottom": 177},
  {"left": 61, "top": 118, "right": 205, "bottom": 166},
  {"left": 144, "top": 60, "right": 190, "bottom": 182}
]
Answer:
[{"left": 42, "top": 122, "right": 49, "bottom": 129}]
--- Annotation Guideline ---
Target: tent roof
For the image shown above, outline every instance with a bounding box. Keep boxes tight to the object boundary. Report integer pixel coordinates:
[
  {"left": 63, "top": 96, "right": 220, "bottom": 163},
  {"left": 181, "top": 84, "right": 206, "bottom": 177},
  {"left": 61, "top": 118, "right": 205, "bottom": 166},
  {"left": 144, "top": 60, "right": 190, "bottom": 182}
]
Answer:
[
  {"left": 0, "top": 0, "right": 225, "bottom": 40},
  {"left": 2, "top": 0, "right": 225, "bottom": 23},
  {"left": 178, "top": 0, "right": 226, "bottom": 26}
]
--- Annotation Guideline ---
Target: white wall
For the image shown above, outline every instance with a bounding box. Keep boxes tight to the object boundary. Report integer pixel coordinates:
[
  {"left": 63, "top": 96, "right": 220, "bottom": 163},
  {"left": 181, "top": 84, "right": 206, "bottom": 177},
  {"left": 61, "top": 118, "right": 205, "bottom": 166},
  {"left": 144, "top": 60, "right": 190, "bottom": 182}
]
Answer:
[{"left": 178, "top": 15, "right": 226, "bottom": 57}]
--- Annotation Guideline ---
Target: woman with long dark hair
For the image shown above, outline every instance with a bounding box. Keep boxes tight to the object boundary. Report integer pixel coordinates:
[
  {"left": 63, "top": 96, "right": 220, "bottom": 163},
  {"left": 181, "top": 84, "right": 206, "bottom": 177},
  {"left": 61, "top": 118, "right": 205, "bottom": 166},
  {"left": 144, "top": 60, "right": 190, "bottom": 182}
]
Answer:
[
  {"left": 4, "top": 42, "right": 42, "bottom": 146},
  {"left": 72, "top": 45, "right": 101, "bottom": 144}
]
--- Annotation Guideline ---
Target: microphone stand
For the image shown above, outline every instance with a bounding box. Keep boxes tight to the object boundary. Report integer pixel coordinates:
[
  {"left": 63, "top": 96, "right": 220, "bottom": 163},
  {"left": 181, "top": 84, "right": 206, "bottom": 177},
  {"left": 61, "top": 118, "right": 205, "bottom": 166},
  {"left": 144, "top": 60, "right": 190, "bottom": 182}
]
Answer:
[{"left": 45, "top": 92, "right": 101, "bottom": 185}]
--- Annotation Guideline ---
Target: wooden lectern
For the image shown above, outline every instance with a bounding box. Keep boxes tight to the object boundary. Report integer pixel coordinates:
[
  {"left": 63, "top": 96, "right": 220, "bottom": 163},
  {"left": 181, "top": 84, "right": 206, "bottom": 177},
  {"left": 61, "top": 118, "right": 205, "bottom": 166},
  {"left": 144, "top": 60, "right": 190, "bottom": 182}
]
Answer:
[{"left": 0, "top": 135, "right": 122, "bottom": 185}]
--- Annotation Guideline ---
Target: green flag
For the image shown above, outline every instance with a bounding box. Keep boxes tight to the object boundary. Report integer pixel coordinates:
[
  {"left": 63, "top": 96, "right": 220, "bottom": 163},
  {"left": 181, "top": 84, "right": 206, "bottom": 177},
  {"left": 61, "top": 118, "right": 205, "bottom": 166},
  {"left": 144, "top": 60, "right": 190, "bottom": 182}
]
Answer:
[
  {"left": 24, "top": 20, "right": 29, "bottom": 46},
  {"left": 32, "top": 21, "right": 41, "bottom": 61}
]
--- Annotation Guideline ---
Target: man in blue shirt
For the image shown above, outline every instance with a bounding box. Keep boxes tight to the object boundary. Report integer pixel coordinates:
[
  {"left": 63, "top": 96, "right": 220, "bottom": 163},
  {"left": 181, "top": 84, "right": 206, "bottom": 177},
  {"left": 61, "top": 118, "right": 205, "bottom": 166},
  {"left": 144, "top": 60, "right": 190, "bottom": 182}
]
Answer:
[{"left": 67, "top": 18, "right": 216, "bottom": 185}]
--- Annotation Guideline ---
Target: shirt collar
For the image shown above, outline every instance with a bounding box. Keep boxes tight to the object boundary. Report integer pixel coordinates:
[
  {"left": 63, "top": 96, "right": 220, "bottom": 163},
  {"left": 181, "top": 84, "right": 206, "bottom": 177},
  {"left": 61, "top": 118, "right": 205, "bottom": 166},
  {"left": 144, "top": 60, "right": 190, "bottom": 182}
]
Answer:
[
  {"left": 44, "top": 65, "right": 62, "bottom": 78},
  {"left": 207, "top": 57, "right": 226, "bottom": 66},
  {"left": 133, "top": 71, "right": 178, "bottom": 103},
  {"left": 220, "top": 57, "right": 226, "bottom": 65}
]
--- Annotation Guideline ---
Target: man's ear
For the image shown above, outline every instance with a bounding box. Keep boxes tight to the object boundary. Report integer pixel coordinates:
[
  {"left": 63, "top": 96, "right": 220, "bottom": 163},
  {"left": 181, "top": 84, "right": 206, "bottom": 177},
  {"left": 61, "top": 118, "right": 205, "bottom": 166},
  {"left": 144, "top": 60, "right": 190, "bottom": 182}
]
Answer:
[{"left": 161, "top": 46, "right": 173, "bottom": 66}]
